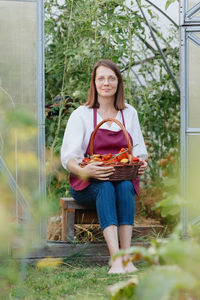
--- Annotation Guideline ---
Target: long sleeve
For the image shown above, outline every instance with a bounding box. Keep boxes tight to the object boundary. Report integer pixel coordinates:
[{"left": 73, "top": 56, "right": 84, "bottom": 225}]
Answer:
[
  {"left": 131, "top": 109, "right": 148, "bottom": 160},
  {"left": 61, "top": 110, "right": 86, "bottom": 170}
]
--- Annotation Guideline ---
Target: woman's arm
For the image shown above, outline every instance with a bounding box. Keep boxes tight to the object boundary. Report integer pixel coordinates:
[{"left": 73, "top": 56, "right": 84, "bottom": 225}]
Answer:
[
  {"left": 61, "top": 109, "right": 86, "bottom": 171},
  {"left": 126, "top": 105, "right": 148, "bottom": 175},
  {"left": 67, "top": 158, "right": 115, "bottom": 181},
  {"left": 126, "top": 105, "right": 148, "bottom": 160}
]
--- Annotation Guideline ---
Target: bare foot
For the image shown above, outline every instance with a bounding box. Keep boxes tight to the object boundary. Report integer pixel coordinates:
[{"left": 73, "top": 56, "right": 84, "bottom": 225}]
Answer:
[
  {"left": 108, "top": 257, "right": 126, "bottom": 274},
  {"left": 124, "top": 262, "right": 138, "bottom": 273}
]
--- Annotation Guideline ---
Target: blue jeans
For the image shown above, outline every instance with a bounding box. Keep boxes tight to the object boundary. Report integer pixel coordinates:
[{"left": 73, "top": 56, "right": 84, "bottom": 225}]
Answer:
[{"left": 70, "top": 180, "right": 135, "bottom": 231}]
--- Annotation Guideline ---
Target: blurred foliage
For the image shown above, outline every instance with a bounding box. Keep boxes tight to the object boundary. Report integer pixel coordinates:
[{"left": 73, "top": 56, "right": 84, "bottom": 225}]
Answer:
[
  {"left": 108, "top": 277, "right": 138, "bottom": 300},
  {"left": 0, "top": 110, "right": 47, "bottom": 299},
  {"left": 110, "top": 230, "right": 200, "bottom": 300},
  {"left": 5, "top": 109, "right": 37, "bottom": 128},
  {"left": 109, "top": 157, "right": 200, "bottom": 300},
  {"left": 44, "top": 0, "right": 180, "bottom": 217}
]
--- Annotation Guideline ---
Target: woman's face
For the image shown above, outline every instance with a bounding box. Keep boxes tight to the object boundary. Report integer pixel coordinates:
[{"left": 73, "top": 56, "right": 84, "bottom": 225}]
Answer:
[{"left": 95, "top": 66, "right": 118, "bottom": 99}]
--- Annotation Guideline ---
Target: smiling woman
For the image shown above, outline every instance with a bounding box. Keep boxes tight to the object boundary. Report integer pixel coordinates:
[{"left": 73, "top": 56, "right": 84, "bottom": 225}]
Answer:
[
  {"left": 85, "top": 60, "right": 126, "bottom": 111},
  {"left": 95, "top": 66, "right": 118, "bottom": 99},
  {"left": 61, "top": 59, "right": 148, "bottom": 274}
]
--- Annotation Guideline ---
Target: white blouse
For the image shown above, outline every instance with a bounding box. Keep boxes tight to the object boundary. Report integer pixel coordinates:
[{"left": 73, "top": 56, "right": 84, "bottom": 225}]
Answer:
[{"left": 61, "top": 103, "right": 148, "bottom": 170}]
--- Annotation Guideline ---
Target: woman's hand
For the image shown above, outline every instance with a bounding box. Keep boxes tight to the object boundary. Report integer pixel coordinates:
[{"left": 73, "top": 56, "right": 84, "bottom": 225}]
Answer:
[
  {"left": 82, "top": 161, "right": 115, "bottom": 180},
  {"left": 138, "top": 160, "right": 148, "bottom": 175}
]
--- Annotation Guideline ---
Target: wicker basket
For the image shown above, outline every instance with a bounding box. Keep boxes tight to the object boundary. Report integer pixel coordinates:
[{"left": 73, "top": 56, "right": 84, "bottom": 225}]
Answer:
[{"left": 88, "top": 118, "right": 142, "bottom": 181}]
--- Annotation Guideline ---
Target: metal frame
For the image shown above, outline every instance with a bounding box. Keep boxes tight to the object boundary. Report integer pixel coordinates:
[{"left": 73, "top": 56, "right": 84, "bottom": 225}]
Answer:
[
  {"left": 180, "top": 0, "right": 200, "bottom": 237},
  {"left": 0, "top": 0, "right": 36, "bottom": 2},
  {"left": 185, "top": 2, "right": 200, "bottom": 23},
  {"left": 180, "top": 1, "right": 200, "bottom": 26},
  {"left": 37, "top": 0, "right": 46, "bottom": 240},
  {"left": 180, "top": 25, "right": 187, "bottom": 237}
]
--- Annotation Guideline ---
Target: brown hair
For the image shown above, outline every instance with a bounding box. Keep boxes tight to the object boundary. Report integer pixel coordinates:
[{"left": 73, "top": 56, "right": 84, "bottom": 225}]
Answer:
[{"left": 84, "top": 59, "right": 126, "bottom": 110}]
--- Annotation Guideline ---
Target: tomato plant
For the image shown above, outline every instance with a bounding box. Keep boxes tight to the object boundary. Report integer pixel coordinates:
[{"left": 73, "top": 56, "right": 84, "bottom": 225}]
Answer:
[{"left": 45, "top": 0, "right": 180, "bottom": 217}]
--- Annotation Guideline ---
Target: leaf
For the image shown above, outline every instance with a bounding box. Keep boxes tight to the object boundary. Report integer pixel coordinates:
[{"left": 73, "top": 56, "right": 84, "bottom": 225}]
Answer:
[
  {"left": 165, "top": 0, "right": 178, "bottom": 10},
  {"left": 136, "top": 265, "right": 196, "bottom": 300},
  {"left": 36, "top": 257, "right": 63, "bottom": 269},
  {"left": 112, "top": 246, "right": 156, "bottom": 265},
  {"left": 107, "top": 277, "right": 138, "bottom": 300},
  {"left": 153, "top": 195, "right": 185, "bottom": 217},
  {"left": 158, "top": 239, "right": 200, "bottom": 273},
  {"left": 147, "top": 9, "right": 153, "bottom": 19}
]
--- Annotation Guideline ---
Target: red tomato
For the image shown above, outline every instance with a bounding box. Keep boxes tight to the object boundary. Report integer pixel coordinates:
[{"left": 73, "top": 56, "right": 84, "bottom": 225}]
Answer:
[
  {"left": 108, "top": 153, "right": 112, "bottom": 159},
  {"left": 82, "top": 157, "right": 91, "bottom": 165},
  {"left": 102, "top": 154, "right": 107, "bottom": 161},
  {"left": 132, "top": 156, "right": 140, "bottom": 162},
  {"left": 117, "top": 148, "right": 129, "bottom": 161},
  {"left": 104, "top": 158, "right": 118, "bottom": 164}
]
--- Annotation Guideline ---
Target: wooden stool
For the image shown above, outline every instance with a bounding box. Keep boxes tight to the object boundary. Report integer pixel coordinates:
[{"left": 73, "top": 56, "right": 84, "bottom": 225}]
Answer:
[
  {"left": 60, "top": 197, "right": 98, "bottom": 241},
  {"left": 60, "top": 197, "right": 164, "bottom": 242},
  {"left": 60, "top": 195, "right": 142, "bottom": 241}
]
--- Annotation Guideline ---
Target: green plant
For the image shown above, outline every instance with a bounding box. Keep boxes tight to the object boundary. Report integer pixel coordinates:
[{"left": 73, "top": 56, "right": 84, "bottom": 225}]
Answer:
[
  {"left": 108, "top": 149, "right": 200, "bottom": 300},
  {"left": 45, "top": 0, "right": 180, "bottom": 219},
  {"left": 109, "top": 231, "right": 200, "bottom": 300},
  {"left": 0, "top": 109, "right": 45, "bottom": 299}
]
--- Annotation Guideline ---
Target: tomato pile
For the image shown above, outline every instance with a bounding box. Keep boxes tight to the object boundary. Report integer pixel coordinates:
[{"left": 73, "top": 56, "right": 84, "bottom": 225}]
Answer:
[{"left": 81, "top": 148, "right": 140, "bottom": 166}]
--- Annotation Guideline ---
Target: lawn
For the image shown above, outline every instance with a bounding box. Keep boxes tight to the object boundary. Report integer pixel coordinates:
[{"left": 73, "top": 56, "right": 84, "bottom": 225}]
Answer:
[{"left": 10, "top": 259, "right": 146, "bottom": 300}]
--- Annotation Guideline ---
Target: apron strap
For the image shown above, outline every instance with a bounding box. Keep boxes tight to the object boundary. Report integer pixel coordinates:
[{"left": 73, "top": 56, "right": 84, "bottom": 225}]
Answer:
[
  {"left": 121, "top": 110, "right": 126, "bottom": 127},
  {"left": 93, "top": 108, "right": 97, "bottom": 129},
  {"left": 93, "top": 108, "right": 126, "bottom": 129}
]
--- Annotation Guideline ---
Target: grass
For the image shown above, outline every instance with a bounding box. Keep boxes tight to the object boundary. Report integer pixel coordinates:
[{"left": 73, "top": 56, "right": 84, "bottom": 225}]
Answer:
[{"left": 10, "top": 258, "right": 147, "bottom": 300}]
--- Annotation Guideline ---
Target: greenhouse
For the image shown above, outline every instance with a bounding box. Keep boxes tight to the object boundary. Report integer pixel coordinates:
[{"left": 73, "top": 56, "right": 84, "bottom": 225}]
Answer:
[{"left": 1, "top": 0, "right": 200, "bottom": 299}]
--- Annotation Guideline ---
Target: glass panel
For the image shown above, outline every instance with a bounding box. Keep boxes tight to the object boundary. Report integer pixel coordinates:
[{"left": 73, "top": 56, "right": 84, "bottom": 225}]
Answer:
[
  {"left": 188, "top": 35, "right": 200, "bottom": 128},
  {"left": 187, "top": 0, "right": 200, "bottom": 11},
  {"left": 0, "top": 1, "right": 38, "bottom": 223},
  {"left": 187, "top": 135, "right": 200, "bottom": 220},
  {"left": 187, "top": 0, "right": 200, "bottom": 17}
]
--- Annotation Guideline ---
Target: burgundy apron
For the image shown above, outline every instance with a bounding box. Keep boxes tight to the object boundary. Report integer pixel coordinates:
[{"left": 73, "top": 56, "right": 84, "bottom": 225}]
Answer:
[{"left": 69, "top": 108, "right": 139, "bottom": 194}]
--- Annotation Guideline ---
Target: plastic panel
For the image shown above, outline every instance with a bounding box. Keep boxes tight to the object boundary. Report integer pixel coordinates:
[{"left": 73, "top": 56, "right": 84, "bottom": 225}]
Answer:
[
  {"left": 187, "top": 135, "right": 200, "bottom": 218},
  {"left": 188, "top": 0, "right": 200, "bottom": 10},
  {"left": 188, "top": 34, "right": 200, "bottom": 128},
  {"left": 0, "top": 1, "right": 38, "bottom": 221}
]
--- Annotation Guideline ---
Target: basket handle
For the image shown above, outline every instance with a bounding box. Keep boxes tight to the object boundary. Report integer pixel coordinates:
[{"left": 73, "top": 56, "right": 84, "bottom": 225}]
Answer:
[{"left": 89, "top": 118, "right": 133, "bottom": 158}]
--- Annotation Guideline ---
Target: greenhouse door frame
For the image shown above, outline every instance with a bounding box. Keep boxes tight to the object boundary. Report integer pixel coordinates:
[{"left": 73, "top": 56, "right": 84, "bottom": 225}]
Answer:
[
  {"left": 29, "top": 0, "right": 200, "bottom": 255},
  {"left": 180, "top": 0, "right": 200, "bottom": 237},
  {"left": 9, "top": 0, "right": 200, "bottom": 259},
  {"left": 36, "top": 0, "right": 46, "bottom": 241}
]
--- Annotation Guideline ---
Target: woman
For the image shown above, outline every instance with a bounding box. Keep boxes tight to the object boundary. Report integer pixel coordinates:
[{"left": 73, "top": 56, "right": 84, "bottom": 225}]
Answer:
[{"left": 61, "top": 60, "right": 148, "bottom": 274}]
